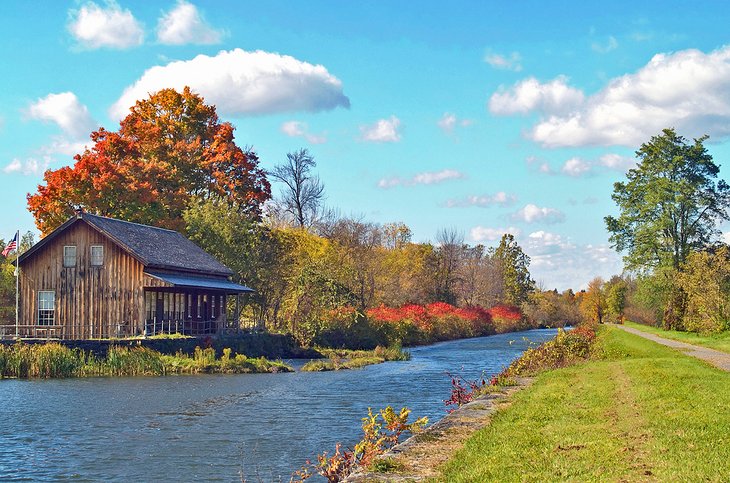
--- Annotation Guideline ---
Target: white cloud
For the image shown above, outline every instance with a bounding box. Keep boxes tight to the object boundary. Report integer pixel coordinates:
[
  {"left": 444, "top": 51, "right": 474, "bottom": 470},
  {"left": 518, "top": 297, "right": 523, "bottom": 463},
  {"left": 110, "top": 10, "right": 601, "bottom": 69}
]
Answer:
[
  {"left": 437, "top": 113, "right": 473, "bottom": 133},
  {"left": 511, "top": 204, "right": 565, "bottom": 224},
  {"left": 470, "top": 226, "right": 521, "bottom": 242},
  {"left": 110, "top": 48, "right": 350, "bottom": 119},
  {"left": 280, "top": 121, "right": 326, "bottom": 144},
  {"left": 489, "top": 76, "right": 585, "bottom": 116},
  {"left": 27, "top": 92, "right": 96, "bottom": 139},
  {"left": 446, "top": 191, "right": 517, "bottom": 208},
  {"left": 378, "top": 169, "right": 464, "bottom": 189},
  {"left": 523, "top": 231, "right": 622, "bottom": 290},
  {"left": 360, "top": 116, "right": 402, "bottom": 143},
  {"left": 722, "top": 232, "right": 730, "bottom": 245},
  {"left": 592, "top": 35, "right": 618, "bottom": 53},
  {"left": 157, "top": 0, "right": 223, "bottom": 45},
  {"left": 3, "top": 157, "right": 51, "bottom": 176},
  {"left": 68, "top": 1, "right": 144, "bottom": 49},
  {"left": 484, "top": 51, "right": 522, "bottom": 71},
  {"left": 599, "top": 153, "right": 637, "bottom": 171},
  {"left": 561, "top": 157, "right": 592, "bottom": 177},
  {"left": 527, "top": 46, "right": 730, "bottom": 147}
]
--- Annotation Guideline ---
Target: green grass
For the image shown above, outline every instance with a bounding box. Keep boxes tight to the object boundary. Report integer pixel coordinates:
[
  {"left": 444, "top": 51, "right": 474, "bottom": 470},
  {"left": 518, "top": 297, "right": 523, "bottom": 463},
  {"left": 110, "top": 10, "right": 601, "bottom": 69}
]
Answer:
[
  {"left": 301, "top": 344, "right": 410, "bottom": 372},
  {"left": 438, "top": 326, "right": 730, "bottom": 482},
  {"left": 624, "top": 320, "right": 730, "bottom": 354},
  {"left": 0, "top": 343, "right": 292, "bottom": 378}
]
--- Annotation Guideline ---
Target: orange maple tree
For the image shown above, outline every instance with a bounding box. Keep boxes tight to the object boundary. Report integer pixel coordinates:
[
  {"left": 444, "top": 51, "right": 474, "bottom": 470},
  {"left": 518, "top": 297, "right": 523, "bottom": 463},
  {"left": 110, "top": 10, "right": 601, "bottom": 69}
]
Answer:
[{"left": 28, "top": 87, "right": 270, "bottom": 235}]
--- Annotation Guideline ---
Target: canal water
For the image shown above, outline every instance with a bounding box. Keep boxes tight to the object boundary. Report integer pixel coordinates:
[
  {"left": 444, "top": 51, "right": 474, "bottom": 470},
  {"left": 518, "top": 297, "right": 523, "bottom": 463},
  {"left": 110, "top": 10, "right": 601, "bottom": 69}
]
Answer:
[{"left": 0, "top": 328, "right": 557, "bottom": 482}]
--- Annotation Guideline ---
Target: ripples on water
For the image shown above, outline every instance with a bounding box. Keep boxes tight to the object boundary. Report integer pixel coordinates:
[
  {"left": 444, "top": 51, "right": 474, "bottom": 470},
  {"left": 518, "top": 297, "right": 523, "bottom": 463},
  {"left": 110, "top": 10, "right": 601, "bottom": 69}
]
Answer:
[{"left": 0, "top": 328, "right": 557, "bottom": 482}]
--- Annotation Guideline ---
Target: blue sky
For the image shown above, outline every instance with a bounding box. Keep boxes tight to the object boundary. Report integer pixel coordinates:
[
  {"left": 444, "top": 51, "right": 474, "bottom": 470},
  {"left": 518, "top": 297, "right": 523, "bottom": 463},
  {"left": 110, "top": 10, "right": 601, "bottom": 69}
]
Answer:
[{"left": 2, "top": 1, "right": 730, "bottom": 290}]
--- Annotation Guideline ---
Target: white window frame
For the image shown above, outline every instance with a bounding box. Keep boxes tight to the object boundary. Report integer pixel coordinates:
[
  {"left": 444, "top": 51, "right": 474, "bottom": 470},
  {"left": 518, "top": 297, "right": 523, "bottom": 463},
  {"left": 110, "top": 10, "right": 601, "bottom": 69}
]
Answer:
[
  {"left": 63, "top": 245, "right": 77, "bottom": 268},
  {"left": 90, "top": 245, "right": 104, "bottom": 266},
  {"left": 38, "top": 291, "right": 55, "bottom": 325}
]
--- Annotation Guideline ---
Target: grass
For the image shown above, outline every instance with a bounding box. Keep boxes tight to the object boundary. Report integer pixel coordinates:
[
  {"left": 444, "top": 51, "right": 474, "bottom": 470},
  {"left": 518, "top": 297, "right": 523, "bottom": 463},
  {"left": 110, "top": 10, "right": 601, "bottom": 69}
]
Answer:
[
  {"left": 624, "top": 320, "right": 730, "bottom": 354},
  {"left": 301, "top": 344, "right": 410, "bottom": 372},
  {"left": 0, "top": 343, "right": 292, "bottom": 378},
  {"left": 438, "top": 326, "right": 730, "bottom": 482}
]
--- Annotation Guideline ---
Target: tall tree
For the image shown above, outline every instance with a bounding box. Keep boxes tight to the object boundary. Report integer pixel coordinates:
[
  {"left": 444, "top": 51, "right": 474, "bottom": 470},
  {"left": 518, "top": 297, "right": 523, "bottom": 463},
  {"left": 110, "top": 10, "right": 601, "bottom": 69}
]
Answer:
[
  {"left": 605, "top": 128, "right": 730, "bottom": 272},
  {"left": 27, "top": 87, "right": 270, "bottom": 235},
  {"left": 493, "top": 233, "right": 534, "bottom": 306},
  {"left": 269, "top": 148, "right": 325, "bottom": 228},
  {"left": 605, "top": 128, "right": 730, "bottom": 329}
]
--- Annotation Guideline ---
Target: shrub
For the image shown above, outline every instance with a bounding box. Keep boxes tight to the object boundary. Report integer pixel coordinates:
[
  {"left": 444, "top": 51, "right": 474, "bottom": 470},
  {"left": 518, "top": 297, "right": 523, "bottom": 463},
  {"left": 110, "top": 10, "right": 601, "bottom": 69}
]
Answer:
[{"left": 293, "top": 406, "right": 427, "bottom": 482}]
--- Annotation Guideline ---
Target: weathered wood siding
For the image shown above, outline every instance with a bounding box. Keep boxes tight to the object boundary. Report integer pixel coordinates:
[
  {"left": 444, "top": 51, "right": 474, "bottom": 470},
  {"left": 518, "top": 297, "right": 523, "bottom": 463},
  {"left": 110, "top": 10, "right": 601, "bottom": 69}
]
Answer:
[{"left": 19, "top": 221, "right": 151, "bottom": 338}]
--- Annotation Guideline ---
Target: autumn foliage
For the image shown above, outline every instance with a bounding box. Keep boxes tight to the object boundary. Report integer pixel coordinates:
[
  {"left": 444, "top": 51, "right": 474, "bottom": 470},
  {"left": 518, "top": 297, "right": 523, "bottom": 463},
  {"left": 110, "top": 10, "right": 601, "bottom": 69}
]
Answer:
[{"left": 27, "top": 87, "right": 270, "bottom": 235}]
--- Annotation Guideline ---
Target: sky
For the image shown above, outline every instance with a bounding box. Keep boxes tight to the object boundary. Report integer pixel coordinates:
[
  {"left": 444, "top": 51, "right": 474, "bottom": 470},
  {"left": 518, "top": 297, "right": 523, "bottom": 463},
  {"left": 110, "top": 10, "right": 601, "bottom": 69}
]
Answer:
[{"left": 2, "top": 1, "right": 730, "bottom": 290}]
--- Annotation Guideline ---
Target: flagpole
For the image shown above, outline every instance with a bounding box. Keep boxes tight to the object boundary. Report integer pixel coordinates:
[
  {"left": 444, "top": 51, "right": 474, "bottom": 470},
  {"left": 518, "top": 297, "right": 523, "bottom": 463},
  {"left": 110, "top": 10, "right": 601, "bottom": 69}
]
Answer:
[{"left": 15, "top": 230, "right": 19, "bottom": 339}]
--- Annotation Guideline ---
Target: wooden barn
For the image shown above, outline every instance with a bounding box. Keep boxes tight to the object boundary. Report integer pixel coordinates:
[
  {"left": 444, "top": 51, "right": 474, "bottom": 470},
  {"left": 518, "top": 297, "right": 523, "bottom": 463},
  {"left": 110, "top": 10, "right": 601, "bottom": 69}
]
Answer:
[{"left": 15, "top": 213, "right": 253, "bottom": 339}]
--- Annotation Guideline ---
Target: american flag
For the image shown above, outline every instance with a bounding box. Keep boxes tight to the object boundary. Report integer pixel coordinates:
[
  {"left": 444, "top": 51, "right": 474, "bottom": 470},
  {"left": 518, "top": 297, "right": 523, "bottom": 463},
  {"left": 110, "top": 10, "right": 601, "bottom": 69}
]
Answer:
[{"left": 2, "top": 232, "right": 17, "bottom": 257}]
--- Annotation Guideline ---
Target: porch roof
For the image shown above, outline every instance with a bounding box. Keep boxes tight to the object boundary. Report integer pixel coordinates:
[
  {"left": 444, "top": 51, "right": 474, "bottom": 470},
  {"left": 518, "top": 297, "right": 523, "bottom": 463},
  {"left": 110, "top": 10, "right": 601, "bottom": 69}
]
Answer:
[{"left": 145, "top": 270, "right": 254, "bottom": 293}]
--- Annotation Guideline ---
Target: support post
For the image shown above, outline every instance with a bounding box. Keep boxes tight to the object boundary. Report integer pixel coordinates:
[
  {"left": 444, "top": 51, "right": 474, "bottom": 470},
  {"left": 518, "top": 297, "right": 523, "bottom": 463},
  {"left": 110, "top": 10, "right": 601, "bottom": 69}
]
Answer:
[{"left": 15, "top": 229, "right": 19, "bottom": 339}]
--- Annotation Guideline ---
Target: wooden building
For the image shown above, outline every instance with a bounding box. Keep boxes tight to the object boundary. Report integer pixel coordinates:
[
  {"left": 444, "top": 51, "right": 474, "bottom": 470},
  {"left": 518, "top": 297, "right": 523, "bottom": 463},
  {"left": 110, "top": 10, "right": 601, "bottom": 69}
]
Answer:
[{"left": 15, "top": 213, "right": 253, "bottom": 339}]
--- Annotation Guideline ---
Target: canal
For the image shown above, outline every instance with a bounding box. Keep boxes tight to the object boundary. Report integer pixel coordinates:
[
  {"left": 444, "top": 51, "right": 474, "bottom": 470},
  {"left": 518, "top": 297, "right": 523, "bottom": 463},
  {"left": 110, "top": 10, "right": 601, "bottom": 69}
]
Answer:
[{"left": 0, "top": 328, "right": 558, "bottom": 481}]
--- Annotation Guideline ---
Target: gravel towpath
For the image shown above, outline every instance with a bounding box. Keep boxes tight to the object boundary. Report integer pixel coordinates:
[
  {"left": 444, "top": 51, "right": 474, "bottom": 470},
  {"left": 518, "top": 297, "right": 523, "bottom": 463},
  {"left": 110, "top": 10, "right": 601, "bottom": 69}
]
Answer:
[{"left": 613, "top": 324, "right": 730, "bottom": 372}]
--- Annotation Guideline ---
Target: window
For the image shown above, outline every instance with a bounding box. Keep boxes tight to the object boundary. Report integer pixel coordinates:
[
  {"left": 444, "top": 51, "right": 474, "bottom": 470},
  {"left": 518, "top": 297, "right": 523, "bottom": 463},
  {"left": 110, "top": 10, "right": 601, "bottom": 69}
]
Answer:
[
  {"left": 90, "top": 245, "right": 104, "bottom": 266},
  {"left": 63, "top": 246, "right": 77, "bottom": 267},
  {"left": 38, "top": 291, "right": 55, "bottom": 325}
]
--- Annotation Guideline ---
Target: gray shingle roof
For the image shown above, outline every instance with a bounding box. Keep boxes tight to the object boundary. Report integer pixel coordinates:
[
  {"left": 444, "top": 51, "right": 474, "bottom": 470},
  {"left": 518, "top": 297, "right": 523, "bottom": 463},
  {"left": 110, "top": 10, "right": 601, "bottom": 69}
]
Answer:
[
  {"left": 82, "top": 214, "right": 233, "bottom": 276},
  {"left": 20, "top": 213, "right": 233, "bottom": 277}
]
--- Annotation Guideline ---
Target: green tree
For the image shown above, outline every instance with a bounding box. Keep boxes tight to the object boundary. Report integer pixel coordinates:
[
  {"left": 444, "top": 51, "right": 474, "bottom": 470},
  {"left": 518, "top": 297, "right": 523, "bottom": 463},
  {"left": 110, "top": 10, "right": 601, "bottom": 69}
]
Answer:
[
  {"left": 493, "top": 234, "right": 534, "bottom": 306},
  {"left": 606, "top": 128, "right": 730, "bottom": 270},
  {"left": 604, "top": 275, "right": 628, "bottom": 323},
  {"left": 676, "top": 246, "right": 730, "bottom": 333},
  {"left": 605, "top": 128, "right": 730, "bottom": 329}
]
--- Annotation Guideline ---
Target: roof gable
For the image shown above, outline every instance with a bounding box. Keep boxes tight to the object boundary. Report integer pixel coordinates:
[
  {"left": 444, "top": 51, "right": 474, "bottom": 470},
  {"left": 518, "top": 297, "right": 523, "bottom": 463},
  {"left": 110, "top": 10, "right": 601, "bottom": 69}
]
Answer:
[{"left": 20, "top": 214, "right": 233, "bottom": 277}]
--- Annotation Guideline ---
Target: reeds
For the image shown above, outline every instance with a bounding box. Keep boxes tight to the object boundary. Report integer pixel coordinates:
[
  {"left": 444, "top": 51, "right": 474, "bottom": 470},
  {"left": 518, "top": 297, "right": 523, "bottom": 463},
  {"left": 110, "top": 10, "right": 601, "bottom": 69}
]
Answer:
[{"left": 0, "top": 342, "right": 292, "bottom": 379}]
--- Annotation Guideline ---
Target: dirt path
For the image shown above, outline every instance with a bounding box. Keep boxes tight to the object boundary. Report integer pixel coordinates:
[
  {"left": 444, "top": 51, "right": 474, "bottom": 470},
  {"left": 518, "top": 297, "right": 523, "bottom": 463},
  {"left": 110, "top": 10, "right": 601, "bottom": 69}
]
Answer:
[{"left": 613, "top": 324, "right": 730, "bottom": 372}]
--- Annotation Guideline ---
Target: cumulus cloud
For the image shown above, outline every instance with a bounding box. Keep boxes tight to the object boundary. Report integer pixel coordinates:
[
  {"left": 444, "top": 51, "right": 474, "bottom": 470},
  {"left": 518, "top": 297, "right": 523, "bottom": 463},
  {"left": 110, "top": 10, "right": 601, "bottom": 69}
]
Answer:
[
  {"left": 446, "top": 191, "right": 517, "bottom": 208},
  {"left": 524, "top": 230, "right": 622, "bottom": 290},
  {"left": 3, "top": 157, "right": 51, "bottom": 176},
  {"left": 561, "top": 157, "right": 592, "bottom": 177},
  {"left": 378, "top": 169, "right": 464, "bottom": 189},
  {"left": 437, "top": 113, "right": 473, "bottom": 133},
  {"left": 110, "top": 48, "right": 350, "bottom": 119},
  {"left": 592, "top": 35, "right": 618, "bottom": 53},
  {"left": 157, "top": 0, "right": 223, "bottom": 45},
  {"left": 489, "top": 76, "right": 585, "bottom": 116},
  {"left": 524, "top": 46, "right": 730, "bottom": 147},
  {"left": 280, "top": 121, "right": 326, "bottom": 144},
  {"left": 68, "top": 1, "right": 144, "bottom": 49},
  {"left": 599, "top": 153, "right": 637, "bottom": 171},
  {"left": 360, "top": 116, "right": 402, "bottom": 143},
  {"left": 511, "top": 204, "right": 565, "bottom": 224},
  {"left": 470, "top": 226, "right": 521, "bottom": 242},
  {"left": 484, "top": 51, "right": 522, "bottom": 71},
  {"left": 27, "top": 92, "right": 96, "bottom": 139}
]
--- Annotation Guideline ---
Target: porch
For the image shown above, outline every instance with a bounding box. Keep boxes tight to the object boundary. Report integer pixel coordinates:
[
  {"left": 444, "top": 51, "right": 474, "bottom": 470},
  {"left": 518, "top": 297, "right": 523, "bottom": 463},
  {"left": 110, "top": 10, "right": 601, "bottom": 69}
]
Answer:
[{"left": 142, "top": 271, "right": 256, "bottom": 337}]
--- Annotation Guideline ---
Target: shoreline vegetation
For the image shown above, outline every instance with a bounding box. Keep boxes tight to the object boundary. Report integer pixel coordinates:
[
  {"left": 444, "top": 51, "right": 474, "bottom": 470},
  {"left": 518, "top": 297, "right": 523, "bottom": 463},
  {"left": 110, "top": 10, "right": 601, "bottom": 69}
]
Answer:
[
  {"left": 300, "top": 345, "right": 410, "bottom": 372},
  {"left": 0, "top": 342, "right": 292, "bottom": 379}
]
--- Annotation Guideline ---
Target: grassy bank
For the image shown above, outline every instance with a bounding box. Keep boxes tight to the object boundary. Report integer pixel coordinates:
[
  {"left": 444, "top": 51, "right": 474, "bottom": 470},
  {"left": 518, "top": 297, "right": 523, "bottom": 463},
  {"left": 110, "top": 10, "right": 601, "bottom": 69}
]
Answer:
[
  {"left": 300, "top": 345, "right": 409, "bottom": 371},
  {"left": 624, "top": 320, "right": 730, "bottom": 354},
  {"left": 0, "top": 343, "right": 292, "bottom": 378},
  {"left": 439, "top": 326, "right": 730, "bottom": 481}
]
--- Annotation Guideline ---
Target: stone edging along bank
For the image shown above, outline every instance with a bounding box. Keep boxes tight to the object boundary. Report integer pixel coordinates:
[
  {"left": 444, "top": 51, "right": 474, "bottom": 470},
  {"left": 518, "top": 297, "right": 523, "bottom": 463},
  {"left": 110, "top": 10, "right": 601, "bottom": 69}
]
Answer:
[{"left": 345, "top": 377, "right": 534, "bottom": 482}]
